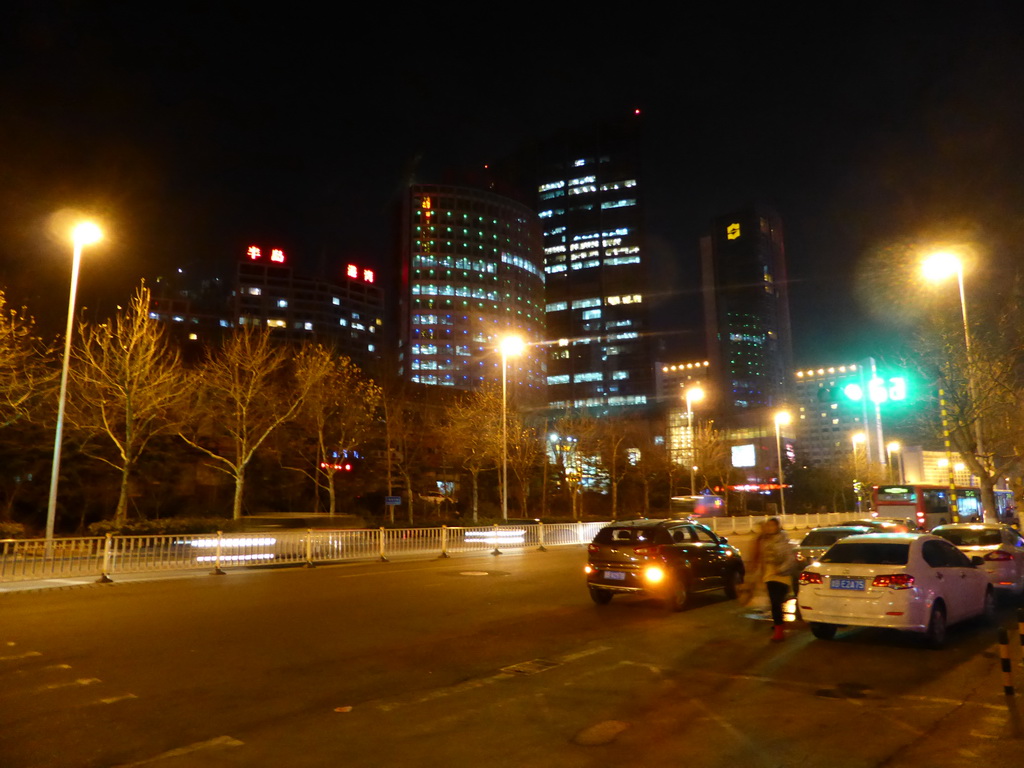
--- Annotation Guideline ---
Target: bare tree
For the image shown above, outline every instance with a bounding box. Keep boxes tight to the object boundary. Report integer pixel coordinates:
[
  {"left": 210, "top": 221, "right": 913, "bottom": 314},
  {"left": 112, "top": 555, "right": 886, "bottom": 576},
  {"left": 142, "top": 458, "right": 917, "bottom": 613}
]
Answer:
[
  {"left": 0, "top": 291, "right": 51, "bottom": 429},
  {"left": 67, "top": 284, "right": 185, "bottom": 526},
  {"left": 552, "top": 410, "right": 599, "bottom": 520},
  {"left": 292, "top": 345, "right": 381, "bottom": 516},
  {"left": 506, "top": 412, "right": 543, "bottom": 518},
  {"left": 595, "top": 416, "right": 631, "bottom": 520},
  {"left": 179, "top": 326, "right": 317, "bottom": 520},
  {"left": 692, "top": 421, "right": 730, "bottom": 495},
  {"left": 442, "top": 385, "right": 501, "bottom": 523},
  {"left": 912, "top": 304, "right": 1024, "bottom": 522}
]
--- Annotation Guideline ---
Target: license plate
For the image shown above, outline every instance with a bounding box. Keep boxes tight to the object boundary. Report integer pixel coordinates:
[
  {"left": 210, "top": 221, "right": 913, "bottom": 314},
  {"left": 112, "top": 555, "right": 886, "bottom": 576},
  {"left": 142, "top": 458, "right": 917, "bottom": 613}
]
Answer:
[
  {"left": 604, "top": 571, "right": 626, "bottom": 581},
  {"left": 830, "top": 578, "right": 865, "bottom": 591}
]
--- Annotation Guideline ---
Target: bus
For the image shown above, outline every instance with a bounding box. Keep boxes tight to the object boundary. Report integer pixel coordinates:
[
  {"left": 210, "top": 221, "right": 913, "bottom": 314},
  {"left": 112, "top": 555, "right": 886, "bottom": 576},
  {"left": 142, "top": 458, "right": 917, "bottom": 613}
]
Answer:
[
  {"left": 669, "top": 495, "right": 726, "bottom": 518},
  {"left": 871, "top": 484, "right": 1015, "bottom": 530}
]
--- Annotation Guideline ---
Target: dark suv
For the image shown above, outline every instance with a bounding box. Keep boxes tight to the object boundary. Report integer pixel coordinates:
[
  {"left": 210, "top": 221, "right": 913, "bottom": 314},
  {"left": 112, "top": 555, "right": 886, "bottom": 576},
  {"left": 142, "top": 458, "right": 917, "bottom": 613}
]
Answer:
[{"left": 585, "top": 519, "right": 745, "bottom": 610}]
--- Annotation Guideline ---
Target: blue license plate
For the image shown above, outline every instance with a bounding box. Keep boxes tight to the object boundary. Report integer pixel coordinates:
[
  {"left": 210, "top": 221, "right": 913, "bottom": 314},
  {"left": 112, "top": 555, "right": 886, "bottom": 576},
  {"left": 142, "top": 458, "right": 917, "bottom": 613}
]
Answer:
[
  {"left": 830, "top": 578, "right": 865, "bottom": 591},
  {"left": 605, "top": 571, "right": 626, "bottom": 581}
]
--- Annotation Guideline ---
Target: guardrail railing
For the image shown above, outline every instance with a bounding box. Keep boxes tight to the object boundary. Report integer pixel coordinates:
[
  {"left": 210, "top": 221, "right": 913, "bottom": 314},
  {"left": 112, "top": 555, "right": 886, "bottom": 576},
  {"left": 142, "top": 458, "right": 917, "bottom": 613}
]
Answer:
[{"left": 0, "top": 512, "right": 865, "bottom": 584}]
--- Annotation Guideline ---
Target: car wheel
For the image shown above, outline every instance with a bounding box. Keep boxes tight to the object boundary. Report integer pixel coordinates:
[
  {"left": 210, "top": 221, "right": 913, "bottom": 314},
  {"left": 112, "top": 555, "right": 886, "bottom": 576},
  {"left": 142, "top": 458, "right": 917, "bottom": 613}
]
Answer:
[
  {"left": 665, "top": 574, "right": 689, "bottom": 612},
  {"left": 723, "top": 568, "right": 742, "bottom": 600},
  {"left": 981, "top": 588, "right": 996, "bottom": 624},
  {"left": 589, "top": 587, "right": 613, "bottom": 606},
  {"left": 810, "top": 622, "right": 837, "bottom": 640},
  {"left": 925, "top": 603, "right": 947, "bottom": 649}
]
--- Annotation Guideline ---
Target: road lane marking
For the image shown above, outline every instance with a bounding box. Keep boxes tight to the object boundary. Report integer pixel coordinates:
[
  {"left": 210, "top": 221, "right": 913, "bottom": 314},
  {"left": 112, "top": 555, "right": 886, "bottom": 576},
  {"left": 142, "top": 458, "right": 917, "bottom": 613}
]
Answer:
[
  {"left": 36, "top": 677, "right": 101, "bottom": 691},
  {"left": 112, "top": 735, "right": 244, "bottom": 767},
  {"left": 97, "top": 693, "right": 138, "bottom": 705},
  {"left": 0, "top": 651, "right": 41, "bottom": 661}
]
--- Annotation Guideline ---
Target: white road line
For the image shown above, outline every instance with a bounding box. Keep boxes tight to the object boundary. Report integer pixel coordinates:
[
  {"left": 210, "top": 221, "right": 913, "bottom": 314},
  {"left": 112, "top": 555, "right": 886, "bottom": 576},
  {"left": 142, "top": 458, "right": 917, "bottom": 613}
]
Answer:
[
  {"left": 557, "top": 646, "right": 610, "bottom": 663},
  {"left": 36, "top": 677, "right": 101, "bottom": 692},
  {"left": 0, "top": 651, "right": 41, "bottom": 662},
  {"left": 97, "top": 693, "right": 138, "bottom": 705},
  {"left": 112, "top": 735, "right": 244, "bottom": 767}
]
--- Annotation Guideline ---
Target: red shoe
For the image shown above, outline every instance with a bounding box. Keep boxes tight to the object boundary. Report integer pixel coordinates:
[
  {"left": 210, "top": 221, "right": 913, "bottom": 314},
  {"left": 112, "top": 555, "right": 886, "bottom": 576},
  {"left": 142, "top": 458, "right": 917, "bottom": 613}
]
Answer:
[{"left": 771, "top": 625, "right": 785, "bottom": 642}]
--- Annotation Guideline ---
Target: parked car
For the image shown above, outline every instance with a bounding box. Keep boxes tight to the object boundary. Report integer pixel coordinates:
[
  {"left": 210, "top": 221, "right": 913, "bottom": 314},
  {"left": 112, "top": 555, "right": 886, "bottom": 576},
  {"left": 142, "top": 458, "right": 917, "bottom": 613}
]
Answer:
[
  {"left": 848, "top": 518, "right": 913, "bottom": 533},
  {"left": 798, "top": 533, "right": 994, "bottom": 647},
  {"left": 794, "top": 525, "right": 876, "bottom": 567},
  {"left": 931, "top": 523, "right": 1024, "bottom": 597},
  {"left": 584, "top": 519, "right": 745, "bottom": 611}
]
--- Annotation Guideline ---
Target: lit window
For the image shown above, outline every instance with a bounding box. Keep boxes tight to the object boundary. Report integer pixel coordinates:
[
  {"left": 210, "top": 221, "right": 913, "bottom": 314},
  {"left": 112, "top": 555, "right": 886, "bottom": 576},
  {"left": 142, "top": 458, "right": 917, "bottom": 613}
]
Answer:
[{"left": 277, "top": 299, "right": 288, "bottom": 308}]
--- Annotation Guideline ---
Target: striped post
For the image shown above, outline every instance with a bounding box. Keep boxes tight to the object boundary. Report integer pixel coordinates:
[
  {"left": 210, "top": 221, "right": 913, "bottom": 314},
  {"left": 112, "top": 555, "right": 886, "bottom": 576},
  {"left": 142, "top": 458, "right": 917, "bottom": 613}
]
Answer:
[
  {"left": 537, "top": 522, "right": 547, "bottom": 552},
  {"left": 491, "top": 524, "right": 502, "bottom": 557},
  {"left": 938, "top": 389, "right": 960, "bottom": 523},
  {"left": 379, "top": 527, "right": 388, "bottom": 563},
  {"left": 1000, "top": 629, "right": 1015, "bottom": 697},
  {"left": 439, "top": 526, "right": 450, "bottom": 559},
  {"left": 211, "top": 531, "right": 226, "bottom": 576}
]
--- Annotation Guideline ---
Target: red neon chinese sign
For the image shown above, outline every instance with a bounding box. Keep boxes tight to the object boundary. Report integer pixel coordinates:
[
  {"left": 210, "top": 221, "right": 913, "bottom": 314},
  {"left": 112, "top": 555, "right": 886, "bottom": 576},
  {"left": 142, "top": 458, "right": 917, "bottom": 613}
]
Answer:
[{"left": 245, "top": 245, "right": 286, "bottom": 264}]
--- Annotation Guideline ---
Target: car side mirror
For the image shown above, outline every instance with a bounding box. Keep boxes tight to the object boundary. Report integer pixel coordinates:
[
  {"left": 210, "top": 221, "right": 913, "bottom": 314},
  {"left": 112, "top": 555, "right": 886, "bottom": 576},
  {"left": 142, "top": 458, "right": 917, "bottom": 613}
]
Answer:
[
  {"left": 971, "top": 555, "right": 985, "bottom": 567},
  {"left": 718, "top": 535, "right": 728, "bottom": 544}
]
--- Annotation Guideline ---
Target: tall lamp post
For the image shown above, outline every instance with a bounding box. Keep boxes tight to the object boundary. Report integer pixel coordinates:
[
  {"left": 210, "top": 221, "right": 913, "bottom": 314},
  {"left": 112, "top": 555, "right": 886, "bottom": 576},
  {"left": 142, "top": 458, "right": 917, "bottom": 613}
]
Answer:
[
  {"left": 886, "top": 441, "right": 903, "bottom": 484},
  {"left": 922, "top": 250, "right": 987, "bottom": 520},
  {"left": 46, "top": 221, "right": 103, "bottom": 543},
  {"left": 684, "top": 386, "right": 704, "bottom": 494},
  {"left": 499, "top": 335, "right": 525, "bottom": 521},
  {"left": 774, "top": 411, "right": 791, "bottom": 516}
]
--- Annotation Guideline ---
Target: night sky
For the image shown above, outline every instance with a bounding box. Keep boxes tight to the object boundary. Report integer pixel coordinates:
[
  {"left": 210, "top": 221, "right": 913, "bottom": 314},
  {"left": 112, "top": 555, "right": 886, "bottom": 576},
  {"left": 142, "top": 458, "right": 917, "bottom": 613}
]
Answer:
[{"left": 2, "top": 3, "right": 1023, "bottom": 367}]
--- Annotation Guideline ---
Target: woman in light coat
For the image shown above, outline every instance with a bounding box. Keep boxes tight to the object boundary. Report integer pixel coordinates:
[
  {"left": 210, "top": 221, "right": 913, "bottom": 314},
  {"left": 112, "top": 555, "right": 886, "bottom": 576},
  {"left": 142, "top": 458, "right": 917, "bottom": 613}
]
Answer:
[{"left": 752, "top": 517, "right": 797, "bottom": 642}]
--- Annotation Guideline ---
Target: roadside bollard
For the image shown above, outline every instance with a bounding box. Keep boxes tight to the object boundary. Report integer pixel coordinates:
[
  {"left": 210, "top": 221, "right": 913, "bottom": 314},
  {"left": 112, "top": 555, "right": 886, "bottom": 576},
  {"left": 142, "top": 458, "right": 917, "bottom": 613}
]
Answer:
[
  {"left": 96, "top": 533, "right": 114, "bottom": 584},
  {"left": 1019, "top": 609, "right": 1024, "bottom": 665},
  {"left": 491, "top": 524, "right": 502, "bottom": 556},
  {"left": 304, "top": 528, "right": 315, "bottom": 568},
  {"left": 211, "top": 531, "right": 226, "bottom": 576},
  {"left": 1000, "top": 629, "right": 1016, "bottom": 697},
  {"left": 537, "top": 522, "right": 546, "bottom": 552},
  {"left": 439, "top": 526, "right": 450, "bottom": 559},
  {"left": 379, "top": 527, "right": 389, "bottom": 562}
]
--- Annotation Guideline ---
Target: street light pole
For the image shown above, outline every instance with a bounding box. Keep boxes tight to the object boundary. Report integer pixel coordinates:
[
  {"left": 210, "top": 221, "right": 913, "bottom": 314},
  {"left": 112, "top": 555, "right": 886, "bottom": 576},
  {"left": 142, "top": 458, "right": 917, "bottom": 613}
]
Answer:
[
  {"left": 684, "top": 386, "right": 704, "bottom": 494},
  {"left": 774, "top": 411, "right": 791, "bottom": 517},
  {"left": 46, "top": 222, "right": 102, "bottom": 543},
  {"left": 851, "top": 432, "right": 866, "bottom": 514},
  {"left": 499, "top": 336, "right": 524, "bottom": 522},
  {"left": 923, "top": 251, "right": 988, "bottom": 520}
]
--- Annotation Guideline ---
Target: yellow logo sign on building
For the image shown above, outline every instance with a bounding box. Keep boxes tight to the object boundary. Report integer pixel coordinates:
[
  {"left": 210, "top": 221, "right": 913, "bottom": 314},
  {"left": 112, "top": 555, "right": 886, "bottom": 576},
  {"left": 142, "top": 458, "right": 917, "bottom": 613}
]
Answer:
[{"left": 726, "top": 223, "right": 741, "bottom": 240}]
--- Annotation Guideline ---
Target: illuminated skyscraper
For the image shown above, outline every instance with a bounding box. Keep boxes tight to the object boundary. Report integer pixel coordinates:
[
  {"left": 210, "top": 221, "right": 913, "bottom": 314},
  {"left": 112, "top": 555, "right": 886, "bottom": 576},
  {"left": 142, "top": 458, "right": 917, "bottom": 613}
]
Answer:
[
  {"left": 533, "top": 116, "right": 654, "bottom": 412},
  {"left": 397, "top": 184, "right": 546, "bottom": 393},
  {"left": 700, "top": 205, "right": 793, "bottom": 416}
]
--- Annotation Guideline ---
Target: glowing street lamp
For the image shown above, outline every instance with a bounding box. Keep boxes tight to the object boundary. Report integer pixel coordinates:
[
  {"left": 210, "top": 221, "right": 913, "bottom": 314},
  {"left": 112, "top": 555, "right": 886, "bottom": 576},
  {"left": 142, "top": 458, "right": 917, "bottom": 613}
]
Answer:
[
  {"left": 684, "top": 386, "right": 704, "bottom": 494},
  {"left": 46, "top": 221, "right": 103, "bottom": 543},
  {"left": 774, "top": 411, "right": 792, "bottom": 516},
  {"left": 499, "top": 335, "right": 525, "bottom": 522},
  {"left": 923, "top": 249, "right": 986, "bottom": 520}
]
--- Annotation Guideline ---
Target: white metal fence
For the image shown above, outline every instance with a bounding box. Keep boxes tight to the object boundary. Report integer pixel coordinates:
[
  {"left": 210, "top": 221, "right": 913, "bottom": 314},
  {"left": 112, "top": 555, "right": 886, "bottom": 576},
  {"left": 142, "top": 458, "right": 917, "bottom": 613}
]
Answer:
[{"left": 0, "top": 513, "right": 864, "bottom": 585}]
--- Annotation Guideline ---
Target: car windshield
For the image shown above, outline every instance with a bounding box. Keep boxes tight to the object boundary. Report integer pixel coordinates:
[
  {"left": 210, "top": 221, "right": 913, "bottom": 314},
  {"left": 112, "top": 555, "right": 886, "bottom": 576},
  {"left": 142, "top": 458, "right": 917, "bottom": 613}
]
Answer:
[
  {"left": 801, "top": 529, "right": 865, "bottom": 548},
  {"left": 933, "top": 529, "right": 1002, "bottom": 547},
  {"left": 820, "top": 542, "right": 909, "bottom": 565}
]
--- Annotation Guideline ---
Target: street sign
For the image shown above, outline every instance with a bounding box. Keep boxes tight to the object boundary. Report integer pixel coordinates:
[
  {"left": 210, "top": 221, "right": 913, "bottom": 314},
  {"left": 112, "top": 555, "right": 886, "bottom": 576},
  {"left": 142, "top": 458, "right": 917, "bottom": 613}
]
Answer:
[{"left": 385, "top": 496, "right": 401, "bottom": 506}]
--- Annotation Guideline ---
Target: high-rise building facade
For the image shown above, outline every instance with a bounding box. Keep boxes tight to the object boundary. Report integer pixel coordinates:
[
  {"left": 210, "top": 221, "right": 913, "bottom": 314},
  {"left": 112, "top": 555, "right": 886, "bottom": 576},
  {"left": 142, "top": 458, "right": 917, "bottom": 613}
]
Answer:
[
  {"left": 397, "top": 184, "right": 546, "bottom": 393},
  {"left": 700, "top": 205, "right": 793, "bottom": 416},
  {"left": 534, "top": 117, "right": 654, "bottom": 412}
]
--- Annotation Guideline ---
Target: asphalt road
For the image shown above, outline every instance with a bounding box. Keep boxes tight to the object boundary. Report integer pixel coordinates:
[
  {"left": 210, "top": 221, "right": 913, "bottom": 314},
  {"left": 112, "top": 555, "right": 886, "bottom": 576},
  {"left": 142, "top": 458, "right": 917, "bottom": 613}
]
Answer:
[{"left": 1, "top": 544, "right": 1021, "bottom": 768}]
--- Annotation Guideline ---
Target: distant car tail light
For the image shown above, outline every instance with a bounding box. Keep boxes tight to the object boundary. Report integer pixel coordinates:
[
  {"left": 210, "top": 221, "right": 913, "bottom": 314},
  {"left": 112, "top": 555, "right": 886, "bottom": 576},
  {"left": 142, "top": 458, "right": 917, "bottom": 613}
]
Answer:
[
  {"left": 872, "top": 574, "right": 915, "bottom": 589},
  {"left": 984, "top": 551, "right": 1013, "bottom": 561},
  {"left": 587, "top": 544, "right": 600, "bottom": 554},
  {"left": 634, "top": 545, "right": 661, "bottom": 557},
  {"left": 643, "top": 565, "right": 666, "bottom": 583},
  {"left": 799, "top": 572, "right": 823, "bottom": 585}
]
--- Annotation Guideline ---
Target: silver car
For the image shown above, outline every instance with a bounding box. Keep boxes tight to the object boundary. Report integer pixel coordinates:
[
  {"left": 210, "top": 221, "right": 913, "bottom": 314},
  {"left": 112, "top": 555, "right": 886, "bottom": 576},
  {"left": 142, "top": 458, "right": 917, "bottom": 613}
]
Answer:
[
  {"left": 931, "top": 523, "right": 1024, "bottom": 597},
  {"left": 794, "top": 525, "right": 875, "bottom": 568}
]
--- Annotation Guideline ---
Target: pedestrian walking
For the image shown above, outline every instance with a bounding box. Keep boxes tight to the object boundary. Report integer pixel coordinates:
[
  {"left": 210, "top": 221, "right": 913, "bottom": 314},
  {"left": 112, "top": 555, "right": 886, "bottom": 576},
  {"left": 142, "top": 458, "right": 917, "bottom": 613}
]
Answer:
[{"left": 752, "top": 517, "right": 798, "bottom": 642}]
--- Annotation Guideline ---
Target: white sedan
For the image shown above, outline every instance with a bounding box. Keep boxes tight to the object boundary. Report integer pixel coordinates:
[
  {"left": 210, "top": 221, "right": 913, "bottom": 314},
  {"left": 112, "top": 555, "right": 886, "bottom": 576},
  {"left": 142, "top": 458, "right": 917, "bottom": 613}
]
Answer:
[
  {"left": 798, "top": 533, "right": 994, "bottom": 647},
  {"left": 931, "top": 523, "right": 1024, "bottom": 597}
]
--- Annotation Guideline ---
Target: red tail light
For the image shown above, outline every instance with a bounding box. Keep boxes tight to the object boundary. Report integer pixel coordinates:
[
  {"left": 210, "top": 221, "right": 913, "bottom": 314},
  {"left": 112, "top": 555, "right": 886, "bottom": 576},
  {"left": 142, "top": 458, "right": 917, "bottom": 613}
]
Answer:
[
  {"left": 799, "top": 572, "right": 823, "bottom": 585},
  {"left": 587, "top": 543, "right": 600, "bottom": 554},
  {"left": 984, "top": 551, "right": 1013, "bottom": 561},
  {"left": 634, "top": 545, "right": 661, "bottom": 557},
  {"left": 872, "top": 574, "right": 915, "bottom": 589}
]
